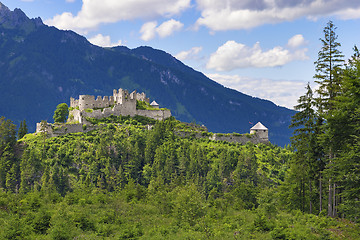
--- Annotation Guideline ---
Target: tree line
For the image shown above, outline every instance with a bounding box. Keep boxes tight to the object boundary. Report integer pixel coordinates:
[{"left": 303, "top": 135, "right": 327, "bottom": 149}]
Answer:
[{"left": 285, "top": 20, "right": 360, "bottom": 220}]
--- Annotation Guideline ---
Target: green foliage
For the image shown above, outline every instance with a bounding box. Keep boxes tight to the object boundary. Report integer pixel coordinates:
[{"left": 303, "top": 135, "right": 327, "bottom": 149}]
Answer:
[
  {"left": 86, "top": 114, "right": 156, "bottom": 126},
  {"left": 136, "top": 100, "right": 156, "bottom": 110},
  {"left": 18, "top": 120, "right": 28, "bottom": 139},
  {"left": 284, "top": 21, "right": 360, "bottom": 221},
  {"left": 53, "top": 103, "right": 69, "bottom": 123}
]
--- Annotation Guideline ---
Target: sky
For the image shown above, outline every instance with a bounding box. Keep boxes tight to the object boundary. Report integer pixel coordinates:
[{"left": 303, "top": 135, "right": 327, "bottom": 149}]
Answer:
[{"left": 2, "top": 0, "right": 360, "bottom": 109}]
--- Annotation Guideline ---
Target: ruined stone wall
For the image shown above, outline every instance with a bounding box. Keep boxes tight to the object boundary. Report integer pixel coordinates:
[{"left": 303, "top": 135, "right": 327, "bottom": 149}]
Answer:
[
  {"left": 212, "top": 134, "right": 267, "bottom": 144},
  {"left": 68, "top": 109, "right": 82, "bottom": 123},
  {"left": 77, "top": 95, "right": 115, "bottom": 111},
  {"left": 113, "top": 88, "right": 128, "bottom": 104},
  {"left": 36, "top": 122, "right": 101, "bottom": 138},
  {"left": 175, "top": 131, "right": 269, "bottom": 145},
  {"left": 70, "top": 99, "right": 172, "bottom": 123},
  {"left": 136, "top": 92, "right": 149, "bottom": 103},
  {"left": 70, "top": 98, "right": 79, "bottom": 108},
  {"left": 115, "top": 99, "right": 137, "bottom": 116},
  {"left": 136, "top": 109, "right": 171, "bottom": 121}
]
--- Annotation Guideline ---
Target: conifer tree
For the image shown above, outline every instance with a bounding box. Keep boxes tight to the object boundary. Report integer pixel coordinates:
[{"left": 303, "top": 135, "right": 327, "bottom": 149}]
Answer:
[
  {"left": 18, "top": 120, "right": 28, "bottom": 139},
  {"left": 289, "top": 83, "right": 322, "bottom": 213},
  {"left": 314, "top": 20, "right": 344, "bottom": 217},
  {"left": 329, "top": 46, "right": 360, "bottom": 220},
  {"left": 314, "top": 20, "right": 344, "bottom": 112}
]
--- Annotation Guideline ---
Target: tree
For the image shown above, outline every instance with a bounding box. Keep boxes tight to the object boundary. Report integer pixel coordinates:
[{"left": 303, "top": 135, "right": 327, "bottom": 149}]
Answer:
[
  {"left": 314, "top": 20, "right": 344, "bottom": 112},
  {"left": 0, "top": 116, "right": 17, "bottom": 154},
  {"left": 0, "top": 117, "right": 17, "bottom": 190},
  {"left": 314, "top": 20, "right": 344, "bottom": 217},
  {"left": 18, "top": 120, "right": 28, "bottom": 139},
  {"left": 329, "top": 47, "right": 360, "bottom": 220},
  {"left": 288, "top": 83, "right": 323, "bottom": 214},
  {"left": 53, "top": 103, "right": 69, "bottom": 123}
]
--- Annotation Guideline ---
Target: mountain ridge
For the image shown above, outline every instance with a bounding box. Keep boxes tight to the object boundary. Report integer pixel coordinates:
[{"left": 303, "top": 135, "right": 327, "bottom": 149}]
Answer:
[{"left": 0, "top": 2, "right": 295, "bottom": 145}]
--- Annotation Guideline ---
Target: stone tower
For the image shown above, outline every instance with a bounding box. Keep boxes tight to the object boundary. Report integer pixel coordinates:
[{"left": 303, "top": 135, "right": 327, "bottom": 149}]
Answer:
[{"left": 250, "top": 122, "right": 268, "bottom": 142}]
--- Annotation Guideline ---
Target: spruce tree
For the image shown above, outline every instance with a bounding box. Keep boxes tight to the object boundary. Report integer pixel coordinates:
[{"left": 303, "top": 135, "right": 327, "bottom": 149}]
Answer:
[
  {"left": 314, "top": 20, "right": 344, "bottom": 217},
  {"left": 18, "top": 120, "right": 28, "bottom": 139},
  {"left": 314, "top": 20, "right": 344, "bottom": 112},
  {"left": 329, "top": 47, "right": 360, "bottom": 220},
  {"left": 289, "top": 83, "right": 321, "bottom": 213}
]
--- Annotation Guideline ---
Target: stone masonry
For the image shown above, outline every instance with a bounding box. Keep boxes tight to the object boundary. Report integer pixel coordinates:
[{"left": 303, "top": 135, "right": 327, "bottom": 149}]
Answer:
[{"left": 68, "top": 88, "right": 171, "bottom": 124}]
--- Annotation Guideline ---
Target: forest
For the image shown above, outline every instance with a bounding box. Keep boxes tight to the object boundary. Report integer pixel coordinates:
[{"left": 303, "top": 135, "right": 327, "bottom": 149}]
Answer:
[{"left": 0, "top": 21, "right": 359, "bottom": 239}]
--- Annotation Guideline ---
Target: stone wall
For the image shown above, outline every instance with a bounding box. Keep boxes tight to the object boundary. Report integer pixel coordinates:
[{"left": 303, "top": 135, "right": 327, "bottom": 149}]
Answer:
[
  {"left": 137, "top": 109, "right": 172, "bottom": 121},
  {"left": 69, "top": 102, "right": 171, "bottom": 124},
  {"left": 77, "top": 95, "right": 115, "bottom": 111},
  {"left": 175, "top": 131, "right": 269, "bottom": 145},
  {"left": 36, "top": 121, "right": 268, "bottom": 145},
  {"left": 36, "top": 122, "right": 102, "bottom": 137}
]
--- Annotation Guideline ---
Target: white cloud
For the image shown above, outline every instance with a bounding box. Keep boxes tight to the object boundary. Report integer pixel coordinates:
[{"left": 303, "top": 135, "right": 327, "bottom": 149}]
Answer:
[
  {"left": 140, "top": 21, "right": 158, "bottom": 41},
  {"left": 88, "top": 34, "right": 122, "bottom": 47},
  {"left": 207, "top": 73, "right": 307, "bottom": 109},
  {"left": 195, "top": 0, "right": 360, "bottom": 31},
  {"left": 46, "top": 0, "right": 190, "bottom": 33},
  {"left": 287, "top": 34, "right": 307, "bottom": 48},
  {"left": 175, "top": 46, "right": 203, "bottom": 61},
  {"left": 20, "top": 0, "right": 34, "bottom": 2},
  {"left": 140, "top": 19, "right": 184, "bottom": 41},
  {"left": 66, "top": 0, "right": 76, "bottom": 3},
  {"left": 207, "top": 36, "right": 308, "bottom": 71},
  {"left": 156, "top": 19, "right": 184, "bottom": 38}
]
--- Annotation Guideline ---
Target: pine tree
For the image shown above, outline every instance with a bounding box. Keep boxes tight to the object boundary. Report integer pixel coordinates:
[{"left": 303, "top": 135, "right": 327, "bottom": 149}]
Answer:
[
  {"left": 329, "top": 47, "right": 360, "bottom": 220},
  {"left": 289, "top": 83, "right": 322, "bottom": 213},
  {"left": 18, "top": 120, "right": 28, "bottom": 139},
  {"left": 314, "top": 20, "right": 344, "bottom": 112},
  {"left": 314, "top": 20, "right": 344, "bottom": 217}
]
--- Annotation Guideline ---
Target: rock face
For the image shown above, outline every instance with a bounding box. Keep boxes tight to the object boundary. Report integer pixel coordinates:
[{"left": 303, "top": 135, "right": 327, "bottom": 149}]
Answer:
[{"left": 0, "top": 3, "right": 43, "bottom": 28}]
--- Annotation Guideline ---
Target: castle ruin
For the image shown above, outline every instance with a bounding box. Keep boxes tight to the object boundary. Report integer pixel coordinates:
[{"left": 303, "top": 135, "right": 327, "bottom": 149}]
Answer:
[
  {"left": 35, "top": 88, "right": 269, "bottom": 144},
  {"left": 68, "top": 88, "right": 171, "bottom": 124}
]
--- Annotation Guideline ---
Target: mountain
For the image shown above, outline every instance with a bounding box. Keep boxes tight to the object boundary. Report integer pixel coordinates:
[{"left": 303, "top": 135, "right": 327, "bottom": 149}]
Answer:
[{"left": 0, "top": 2, "right": 295, "bottom": 146}]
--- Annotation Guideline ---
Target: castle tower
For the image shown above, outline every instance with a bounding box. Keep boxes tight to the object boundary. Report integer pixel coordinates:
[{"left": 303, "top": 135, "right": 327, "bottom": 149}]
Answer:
[
  {"left": 78, "top": 95, "right": 96, "bottom": 111},
  {"left": 150, "top": 100, "right": 159, "bottom": 109},
  {"left": 250, "top": 122, "right": 268, "bottom": 142}
]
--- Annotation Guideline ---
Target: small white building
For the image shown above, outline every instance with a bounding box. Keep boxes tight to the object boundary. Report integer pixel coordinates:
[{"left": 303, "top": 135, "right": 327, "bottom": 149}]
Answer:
[
  {"left": 250, "top": 122, "right": 268, "bottom": 142},
  {"left": 150, "top": 100, "right": 159, "bottom": 109}
]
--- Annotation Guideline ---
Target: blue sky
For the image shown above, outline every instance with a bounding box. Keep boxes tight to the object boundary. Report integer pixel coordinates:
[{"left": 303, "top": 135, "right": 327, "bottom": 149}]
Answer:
[{"left": 2, "top": 0, "right": 360, "bottom": 109}]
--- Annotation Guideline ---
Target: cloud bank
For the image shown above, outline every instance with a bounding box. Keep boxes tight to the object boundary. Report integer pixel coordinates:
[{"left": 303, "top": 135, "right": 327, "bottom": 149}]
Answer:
[
  {"left": 175, "top": 47, "right": 203, "bottom": 61},
  {"left": 140, "top": 19, "right": 184, "bottom": 41},
  {"left": 46, "top": 0, "right": 190, "bottom": 33},
  {"left": 207, "top": 73, "right": 307, "bottom": 109},
  {"left": 195, "top": 0, "right": 360, "bottom": 31},
  {"left": 207, "top": 35, "right": 308, "bottom": 71},
  {"left": 88, "top": 34, "right": 122, "bottom": 47}
]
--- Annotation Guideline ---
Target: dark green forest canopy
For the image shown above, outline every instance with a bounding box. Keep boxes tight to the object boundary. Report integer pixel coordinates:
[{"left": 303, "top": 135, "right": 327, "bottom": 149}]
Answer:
[{"left": 1, "top": 115, "right": 360, "bottom": 239}]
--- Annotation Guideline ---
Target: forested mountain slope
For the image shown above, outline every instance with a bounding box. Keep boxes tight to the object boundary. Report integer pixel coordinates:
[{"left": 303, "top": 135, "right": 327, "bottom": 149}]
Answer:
[{"left": 0, "top": 116, "right": 359, "bottom": 239}]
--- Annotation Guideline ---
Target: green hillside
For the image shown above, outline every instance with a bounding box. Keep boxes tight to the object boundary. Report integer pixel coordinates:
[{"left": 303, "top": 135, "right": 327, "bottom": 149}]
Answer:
[{"left": 0, "top": 116, "right": 359, "bottom": 239}]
